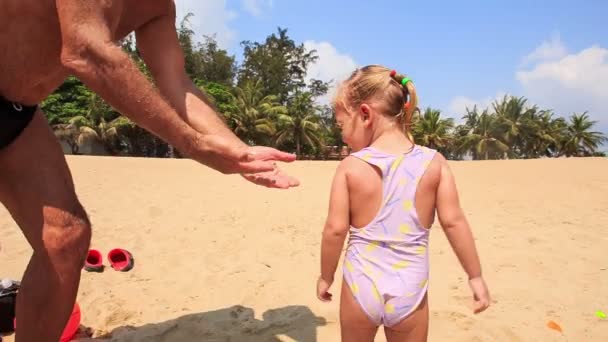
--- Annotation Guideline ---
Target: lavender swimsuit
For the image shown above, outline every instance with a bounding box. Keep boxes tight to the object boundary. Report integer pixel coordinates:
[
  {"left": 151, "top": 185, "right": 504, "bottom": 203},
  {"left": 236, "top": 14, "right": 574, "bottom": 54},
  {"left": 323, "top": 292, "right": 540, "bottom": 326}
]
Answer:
[{"left": 343, "top": 145, "right": 437, "bottom": 327}]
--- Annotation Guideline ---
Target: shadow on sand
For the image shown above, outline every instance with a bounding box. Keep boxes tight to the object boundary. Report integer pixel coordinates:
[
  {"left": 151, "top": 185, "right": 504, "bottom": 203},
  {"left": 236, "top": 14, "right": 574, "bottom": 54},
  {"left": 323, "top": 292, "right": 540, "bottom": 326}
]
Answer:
[{"left": 82, "top": 304, "right": 327, "bottom": 342}]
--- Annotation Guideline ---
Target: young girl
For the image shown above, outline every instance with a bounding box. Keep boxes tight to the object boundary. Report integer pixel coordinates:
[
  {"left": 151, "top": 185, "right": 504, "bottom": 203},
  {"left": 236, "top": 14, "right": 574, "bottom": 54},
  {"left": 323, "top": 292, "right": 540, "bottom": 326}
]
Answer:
[{"left": 317, "top": 65, "right": 490, "bottom": 342}]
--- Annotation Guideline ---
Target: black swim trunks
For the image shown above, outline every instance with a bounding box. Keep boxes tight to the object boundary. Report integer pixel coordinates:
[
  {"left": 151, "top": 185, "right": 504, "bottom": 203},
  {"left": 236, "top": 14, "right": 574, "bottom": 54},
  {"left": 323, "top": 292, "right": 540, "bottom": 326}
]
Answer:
[{"left": 0, "top": 96, "right": 37, "bottom": 150}]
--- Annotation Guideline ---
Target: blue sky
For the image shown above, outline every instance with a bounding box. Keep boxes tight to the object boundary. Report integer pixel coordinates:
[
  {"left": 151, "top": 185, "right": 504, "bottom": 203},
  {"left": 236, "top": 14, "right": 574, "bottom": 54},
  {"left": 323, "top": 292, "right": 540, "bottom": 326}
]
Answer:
[{"left": 176, "top": 0, "right": 608, "bottom": 139}]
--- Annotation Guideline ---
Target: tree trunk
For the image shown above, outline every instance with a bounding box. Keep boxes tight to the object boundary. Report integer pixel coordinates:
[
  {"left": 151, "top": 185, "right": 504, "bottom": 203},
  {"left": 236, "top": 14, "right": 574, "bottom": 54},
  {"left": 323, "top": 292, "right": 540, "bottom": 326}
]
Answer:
[
  {"left": 70, "top": 141, "right": 79, "bottom": 155},
  {"left": 296, "top": 136, "right": 301, "bottom": 158}
]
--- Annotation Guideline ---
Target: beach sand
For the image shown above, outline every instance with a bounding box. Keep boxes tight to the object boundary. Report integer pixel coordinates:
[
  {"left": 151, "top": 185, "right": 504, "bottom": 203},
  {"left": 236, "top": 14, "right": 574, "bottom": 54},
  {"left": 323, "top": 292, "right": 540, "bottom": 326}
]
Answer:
[{"left": 1, "top": 156, "right": 607, "bottom": 341}]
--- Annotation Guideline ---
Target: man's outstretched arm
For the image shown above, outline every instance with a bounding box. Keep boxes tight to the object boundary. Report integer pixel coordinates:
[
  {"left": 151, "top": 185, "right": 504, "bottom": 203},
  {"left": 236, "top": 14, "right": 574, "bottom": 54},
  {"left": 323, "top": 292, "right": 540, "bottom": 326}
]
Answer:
[
  {"left": 134, "top": 3, "right": 237, "bottom": 140},
  {"left": 55, "top": 0, "right": 285, "bottom": 175},
  {"left": 134, "top": 2, "right": 299, "bottom": 188}
]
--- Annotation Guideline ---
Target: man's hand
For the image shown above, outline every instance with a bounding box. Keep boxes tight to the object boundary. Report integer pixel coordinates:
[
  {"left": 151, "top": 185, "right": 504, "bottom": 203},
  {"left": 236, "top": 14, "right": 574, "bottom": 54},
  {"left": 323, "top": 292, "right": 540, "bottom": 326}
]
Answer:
[
  {"left": 187, "top": 135, "right": 299, "bottom": 188},
  {"left": 240, "top": 167, "right": 300, "bottom": 189},
  {"left": 132, "top": 5, "right": 298, "bottom": 188},
  {"left": 240, "top": 146, "right": 300, "bottom": 189}
]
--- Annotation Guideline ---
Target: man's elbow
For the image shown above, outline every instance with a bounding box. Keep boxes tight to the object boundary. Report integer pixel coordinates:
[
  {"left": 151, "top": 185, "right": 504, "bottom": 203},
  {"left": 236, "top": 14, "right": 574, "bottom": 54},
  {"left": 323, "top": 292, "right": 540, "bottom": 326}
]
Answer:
[
  {"left": 60, "top": 39, "right": 94, "bottom": 74},
  {"left": 60, "top": 39, "right": 123, "bottom": 76}
]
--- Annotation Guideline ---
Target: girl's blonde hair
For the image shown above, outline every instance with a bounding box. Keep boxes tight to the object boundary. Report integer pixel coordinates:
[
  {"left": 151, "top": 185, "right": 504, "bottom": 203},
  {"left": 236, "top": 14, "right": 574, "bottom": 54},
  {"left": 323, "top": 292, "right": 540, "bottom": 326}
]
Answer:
[{"left": 333, "top": 65, "right": 418, "bottom": 142}]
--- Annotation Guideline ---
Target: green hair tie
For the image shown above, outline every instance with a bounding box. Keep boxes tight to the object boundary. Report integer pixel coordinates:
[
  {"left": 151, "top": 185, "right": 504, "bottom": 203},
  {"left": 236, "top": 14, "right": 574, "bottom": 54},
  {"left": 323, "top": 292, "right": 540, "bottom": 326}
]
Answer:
[{"left": 401, "top": 77, "right": 411, "bottom": 87}]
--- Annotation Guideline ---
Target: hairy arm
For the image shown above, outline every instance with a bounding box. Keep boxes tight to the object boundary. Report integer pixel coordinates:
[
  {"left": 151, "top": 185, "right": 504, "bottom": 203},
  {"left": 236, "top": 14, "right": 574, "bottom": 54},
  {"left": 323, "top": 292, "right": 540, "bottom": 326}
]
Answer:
[
  {"left": 131, "top": 3, "right": 252, "bottom": 172},
  {"left": 134, "top": 3, "right": 244, "bottom": 142},
  {"left": 435, "top": 154, "right": 482, "bottom": 279},
  {"left": 56, "top": 0, "right": 199, "bottom": 158},
  {"left": 132, "top": 2, "right": 297, "bottom": 178},
  {"left": 56, "top": 0, "right": 286, "bottom": 175},
  {"left": 320, "top": 158, "right": 352, "bottom": 283}
]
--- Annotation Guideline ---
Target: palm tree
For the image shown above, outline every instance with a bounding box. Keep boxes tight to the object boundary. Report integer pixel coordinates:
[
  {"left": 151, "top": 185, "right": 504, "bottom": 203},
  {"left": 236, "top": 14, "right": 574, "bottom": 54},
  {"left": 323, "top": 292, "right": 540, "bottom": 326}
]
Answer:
[
  {"left": 316, "top": 105, "right": 343, "bottom": 160},
  {"left": 522, "top": 111, "right": 567, "bottom": 158},
  {"left": 448, "top": 106, "right": 480, "bottom": 160},
  {"left": 53, "top": 93, "right": 134, "bottom": 155},
  {"left": 230, "top": 79, "right": 286, "bottom": 145},
  {"left": 458, "top": 110, "right": 509, "bottom": 160},
  {"left": 492, "top": 95, "right": 538, "bottom": 158},
  {"left": 412, "top": 108, "right": 454, "bottom": 151},
  {"left": 561, "top": 112, "right": 607, "bottom": 157},
  {"left": 275, "top": 91, "right": 323, "bottom": 157},
  {"left": 462, "top": 106, "right": 480, "bottom": 130},
  {"left": 57, "top": 115, "right": 133, "bottom": 155}
]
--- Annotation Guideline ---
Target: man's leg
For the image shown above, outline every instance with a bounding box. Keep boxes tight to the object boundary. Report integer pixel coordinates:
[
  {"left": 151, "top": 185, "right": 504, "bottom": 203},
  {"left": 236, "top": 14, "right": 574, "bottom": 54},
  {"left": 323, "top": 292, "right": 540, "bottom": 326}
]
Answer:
[{"left": 0, "top": 110, "right": 91, "bottom": 342}]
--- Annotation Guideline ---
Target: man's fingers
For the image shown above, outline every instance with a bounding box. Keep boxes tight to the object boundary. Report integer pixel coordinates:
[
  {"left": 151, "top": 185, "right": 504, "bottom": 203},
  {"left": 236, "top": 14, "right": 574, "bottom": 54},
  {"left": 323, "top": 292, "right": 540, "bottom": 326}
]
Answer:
[
  {"left": 270, "top": 150, "right": 297, "bottom": 162},
  {"left": 288, "top": 176, "right": 300, "bottom": 187},
  {"left": 241, "top": 172, "right": 299, "bottom": 189},
  {"left": 253, "top": 177, "right": 292, "bottom": 189},
  {"left": 237, "top": 160, "right": 277, "bottom": 174},
  {"left": 271, "top": 177, "right": 292, "bottom": 189},
  {"left": 245, "top": 148, "right": 297, "bottom": 162},
  {"left": 240, "top": 165, "right": 300, "bottom": 189},
  {"left": 241, "top": 173, "right": 276, "bottom": 187}
]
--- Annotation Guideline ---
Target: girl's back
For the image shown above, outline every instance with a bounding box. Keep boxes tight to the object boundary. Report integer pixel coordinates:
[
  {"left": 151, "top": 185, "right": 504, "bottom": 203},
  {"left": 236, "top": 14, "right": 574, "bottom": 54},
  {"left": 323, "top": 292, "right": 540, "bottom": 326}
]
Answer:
[
  {"left": 342, "top": 144, "right": 440, "bottom": 327},
  {"left": 317, "top": 65, "right": 489, "bottom": 342},
  {"left": 347, "top": 145, "right": 440, "bottom": 232}
]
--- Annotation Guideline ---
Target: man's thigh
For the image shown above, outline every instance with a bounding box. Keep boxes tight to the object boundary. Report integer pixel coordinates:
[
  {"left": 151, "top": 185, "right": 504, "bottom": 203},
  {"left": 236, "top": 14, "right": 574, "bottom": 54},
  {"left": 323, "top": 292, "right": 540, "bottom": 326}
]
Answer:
[{"left": 0, "top": 109, "right": 86, "bottom": 250}]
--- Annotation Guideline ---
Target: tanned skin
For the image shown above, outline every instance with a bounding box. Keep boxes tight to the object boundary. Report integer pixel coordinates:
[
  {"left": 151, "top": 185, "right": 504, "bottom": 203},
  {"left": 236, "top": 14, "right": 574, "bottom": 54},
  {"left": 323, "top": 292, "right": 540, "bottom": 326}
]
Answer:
[{"left": 0, "top": 1, "right": 299, "bottom": 341}]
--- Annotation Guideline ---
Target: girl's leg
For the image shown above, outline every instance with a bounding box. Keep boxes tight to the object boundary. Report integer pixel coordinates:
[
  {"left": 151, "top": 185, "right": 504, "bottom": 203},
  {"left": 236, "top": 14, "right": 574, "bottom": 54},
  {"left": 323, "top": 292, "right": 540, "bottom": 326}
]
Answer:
[
  {"left": 340, "top": 280, "right": 379, "bottom": 342},
  {"left": 384, "top": 293, "right": 429, "bottom": 342}
]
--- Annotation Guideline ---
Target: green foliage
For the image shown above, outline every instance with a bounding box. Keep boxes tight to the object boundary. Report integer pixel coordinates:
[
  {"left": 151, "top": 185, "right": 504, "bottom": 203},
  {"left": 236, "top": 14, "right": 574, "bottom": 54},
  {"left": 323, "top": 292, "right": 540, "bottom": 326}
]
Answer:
[
  {"left": 428, "top": 96, "right": 606, "bottom": 160},
  {"left": 41, "top": 76, "right": 93, "bottom": 125},
  {"left": 42, "top": 14, "right": 605, "bottom": 160},
  {"left": 200, "top": 81, "right": 239, "bottom": 119},
  {"left": 178, "top": 13, "right": 236, "bottom": 85},
  {"left": 238, "top": 27, "right": 327, "bottom": 103}
]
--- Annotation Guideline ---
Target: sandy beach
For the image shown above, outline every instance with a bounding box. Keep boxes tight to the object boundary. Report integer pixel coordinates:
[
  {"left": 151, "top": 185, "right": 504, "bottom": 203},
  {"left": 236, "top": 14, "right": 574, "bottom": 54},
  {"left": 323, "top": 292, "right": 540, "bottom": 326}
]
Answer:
[{"left": 1, "top": 156, "right": 607, "bottom": 341}]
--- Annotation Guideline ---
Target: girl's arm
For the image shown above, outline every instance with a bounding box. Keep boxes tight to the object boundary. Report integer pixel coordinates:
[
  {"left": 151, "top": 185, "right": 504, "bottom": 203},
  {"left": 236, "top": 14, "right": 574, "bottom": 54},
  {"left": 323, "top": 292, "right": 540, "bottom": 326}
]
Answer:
[
  {"left": 320, "top": 158, "right": 352, "bottom": 284},
  {"left": 436, "top": 154, "right": 482, "bottom": 279},
  {"left": 435, "top": 154, "right": 490, "bottom": 313}
]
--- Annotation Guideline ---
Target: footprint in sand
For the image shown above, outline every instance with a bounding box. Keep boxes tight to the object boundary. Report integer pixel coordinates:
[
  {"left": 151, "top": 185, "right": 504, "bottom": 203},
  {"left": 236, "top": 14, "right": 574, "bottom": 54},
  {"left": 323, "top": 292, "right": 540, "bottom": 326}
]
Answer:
[
  {"left": 451, "top": 294, "right": 498, "bottom": 307},
  {"left": 432, "top": 310, "right": 475, "bottom": 331},
  {"left": 498, "top": 262, "right": 516, "bottom": 269},
  {"left": 432, "top": 310, "right": 523, "bottom": 341},
  {"left": 148, "top": 206, "right": 163, "bottom": 218},
  {"left": 104, "top": 306, "right": 137, "bottom": 327}
]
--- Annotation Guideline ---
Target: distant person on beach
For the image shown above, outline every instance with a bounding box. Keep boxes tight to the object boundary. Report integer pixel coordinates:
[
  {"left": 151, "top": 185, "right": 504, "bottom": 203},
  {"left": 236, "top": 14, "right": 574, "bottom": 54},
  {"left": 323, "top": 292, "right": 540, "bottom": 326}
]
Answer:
[
  {"left": 316, "top": 65, "right": 490, "bottom": 341},
  {"left": 0, "top": 1, "right": 298, "bottom": 341}
]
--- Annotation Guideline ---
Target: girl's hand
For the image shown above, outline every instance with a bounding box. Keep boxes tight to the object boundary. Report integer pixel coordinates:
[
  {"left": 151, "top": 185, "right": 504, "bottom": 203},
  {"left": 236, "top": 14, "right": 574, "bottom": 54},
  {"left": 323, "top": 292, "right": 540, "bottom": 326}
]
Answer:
[
  {"left": 468, "top": 276, "right": 490, "bottom": 314},
  {"left": 316, "top": 277, "right": 333, "bottom": 302}
]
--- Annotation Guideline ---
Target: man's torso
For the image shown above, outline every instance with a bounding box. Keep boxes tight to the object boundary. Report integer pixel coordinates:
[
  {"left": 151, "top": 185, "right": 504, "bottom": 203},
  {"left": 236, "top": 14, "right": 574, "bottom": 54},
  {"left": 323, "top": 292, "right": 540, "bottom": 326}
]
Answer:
[{"left": 0, "top": 0, "right": 172, "bottom": 105}]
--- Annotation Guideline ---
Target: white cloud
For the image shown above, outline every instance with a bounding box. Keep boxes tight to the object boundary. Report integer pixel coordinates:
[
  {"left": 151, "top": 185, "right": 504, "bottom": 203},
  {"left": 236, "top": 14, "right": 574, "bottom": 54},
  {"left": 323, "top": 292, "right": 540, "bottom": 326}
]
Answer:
[
  {"left": 449, "top": 37, "right": 608, "bottom": 135},
  {"left": 520, "top": 33, "right": 567, "bottom": 67},
  {"left": 303, "top": 41, "right": 358, "bottom": 105},
  {"left": 241, "top": 0, "right": 273, "bottom": 17},
  {"left": 447, "top": 91, "right": 507, "bottom": 119},
  {"left": 174, "top": 0, "right": 237, "bottom": 48},
  {"left": 516, "top": 45, "right": 608, "bottom": 128}
]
